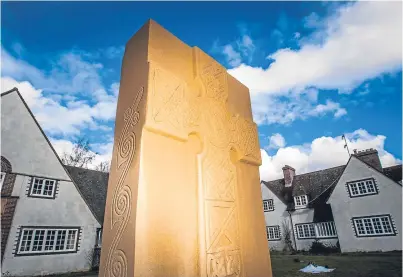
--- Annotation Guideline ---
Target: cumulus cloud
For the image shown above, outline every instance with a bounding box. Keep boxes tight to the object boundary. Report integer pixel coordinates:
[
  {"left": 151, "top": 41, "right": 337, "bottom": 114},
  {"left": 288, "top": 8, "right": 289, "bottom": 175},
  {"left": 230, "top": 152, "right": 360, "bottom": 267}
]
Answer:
[
  {"left": 214, "top": 26, "right": 256, "bottom": 68},
  {"left": 259, "top": 129, "right": 401, "bottom": 181},
  {"left": 252, "top": 89, "right": 346, "bottom": 125},
  {"left": 229, "top": 2, "right": 401, "bottom": 96},
  {"left": 268, "top": 133, "right": 286, "bottom": 149},
  {"left": 1, "top": 76, "right": 116, "bottom": 136}
]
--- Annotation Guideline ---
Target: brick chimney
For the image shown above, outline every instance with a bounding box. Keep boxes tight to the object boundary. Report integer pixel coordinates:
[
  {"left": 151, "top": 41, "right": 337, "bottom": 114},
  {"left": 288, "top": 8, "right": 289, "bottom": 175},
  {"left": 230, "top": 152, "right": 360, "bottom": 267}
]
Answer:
[
  {"left": 352, "top": 148, "right": 382, "bottom": 171},
  {"left": 282, "top": 165, "right": 295, "bottom": 187}
]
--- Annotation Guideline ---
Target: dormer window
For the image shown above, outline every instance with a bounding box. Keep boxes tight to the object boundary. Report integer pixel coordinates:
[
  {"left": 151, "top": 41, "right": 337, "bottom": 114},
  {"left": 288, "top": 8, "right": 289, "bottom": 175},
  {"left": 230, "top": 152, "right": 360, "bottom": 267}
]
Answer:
[
  {"left": 294, "top": 195, "right": 308, "bottom": 208},
  {"left": 263, "top": 199, "right": 274, "bottom": 212}
]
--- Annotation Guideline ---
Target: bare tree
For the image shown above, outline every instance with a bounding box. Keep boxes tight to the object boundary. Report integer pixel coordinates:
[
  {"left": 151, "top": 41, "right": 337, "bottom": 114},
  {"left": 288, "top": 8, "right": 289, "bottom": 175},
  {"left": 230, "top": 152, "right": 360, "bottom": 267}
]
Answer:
[
  {"left": 61, "top": 137, "right": 96, "bottom": 168},
  {"left": 95, "top": 161, "right": 110, "bottom": 172},
  {"left": 282, "top": 219, "right": 295, "bottom": 252}
]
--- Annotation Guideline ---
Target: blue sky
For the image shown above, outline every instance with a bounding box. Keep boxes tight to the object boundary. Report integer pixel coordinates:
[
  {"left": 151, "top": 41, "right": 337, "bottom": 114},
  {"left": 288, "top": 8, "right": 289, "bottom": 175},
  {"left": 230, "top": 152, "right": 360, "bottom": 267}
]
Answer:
[{"left": 1, "top": 1, "right": 402, "bottom": 180}]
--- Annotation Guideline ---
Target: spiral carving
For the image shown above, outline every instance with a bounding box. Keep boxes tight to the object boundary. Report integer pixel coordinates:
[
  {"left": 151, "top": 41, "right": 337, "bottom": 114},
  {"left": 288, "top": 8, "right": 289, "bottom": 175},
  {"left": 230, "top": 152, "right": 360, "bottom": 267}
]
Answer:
[
  {"left": 110, "top": 250, "right": 128, "bottom": 277},
  {"left": 103, "top": 87, "right": 143, "bottom": 277},
  {"left": 118, "top": 132, "right": 136, "bottom": 169},
  {"left": 113, "top": 186, "right": 131, "bottom": 218}
]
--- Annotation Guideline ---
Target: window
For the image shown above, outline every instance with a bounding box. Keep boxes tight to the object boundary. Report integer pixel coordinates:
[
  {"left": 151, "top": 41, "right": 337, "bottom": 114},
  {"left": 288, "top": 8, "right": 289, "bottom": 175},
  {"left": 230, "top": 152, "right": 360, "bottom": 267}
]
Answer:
[
  {"left": 294, "top": 195, "right": 308, "bottom": 208},
  {"left": 297, "top": 223, "right": 316, "bottom": 239},
  {"left": 296, "top": 222, "right": 337, "bottom": 239},
  {"left": 353, "top": 215, "right": 395, "bottom": 237},
  {"left": 347, "top": 178, "right": 378, "bottom": 197},
  {"left": 0, "top": 172, "right": 5, "bottom": 190},
  {"left": 96, "top": 228, "right": 102, "bottom": 247},
  {"left": 263, "top": 199, "right": 274, "bottom": 212},
  {"left": 266, "top": 226, "right": 281, "bottom": 241},
  {"left": 29, "top": 178, "right": 56, "bottom": 198},
  {"left": 17, "top": 227, "right": 79, "bottom": 255},
  {"left": 315, "top": 222, "right": 338, "bottom": 238}
]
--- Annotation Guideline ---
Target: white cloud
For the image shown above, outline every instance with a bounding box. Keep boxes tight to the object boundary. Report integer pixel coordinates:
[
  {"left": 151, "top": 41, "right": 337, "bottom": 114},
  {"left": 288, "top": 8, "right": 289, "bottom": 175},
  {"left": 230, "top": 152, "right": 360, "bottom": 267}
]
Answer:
[
  {"left": 303, "top": 12, "right": 322, "bottom": 29},
  {"left": 308, "top": 100, "right": 347, "bottom": 118},
  {"left": 228, "top": 2, "right": 402, "bottom": 96},
  {"left": 259, "top": 129, "right": 401, "bottom": 181},
  {"left": 268, "top": 133, "right": 286, "bottom": 149},
  {"left": 217, "top": 28, "right": 256, "bottom": 68},
  {"left": 223, "top": 45, "right": 242, "bottom": 67},
  {"left": 1, "top": 76, "right": 117, "bottom": 136},
  {"left": 252, "top": 90, "right": 346, "bottom": 125}
]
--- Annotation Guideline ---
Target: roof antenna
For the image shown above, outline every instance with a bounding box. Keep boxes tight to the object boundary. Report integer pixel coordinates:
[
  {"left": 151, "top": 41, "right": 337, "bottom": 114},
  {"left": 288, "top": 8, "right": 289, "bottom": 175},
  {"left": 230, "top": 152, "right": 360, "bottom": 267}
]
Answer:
[{"left": 341, "top": 134, "right": 351, "bottom": 156}]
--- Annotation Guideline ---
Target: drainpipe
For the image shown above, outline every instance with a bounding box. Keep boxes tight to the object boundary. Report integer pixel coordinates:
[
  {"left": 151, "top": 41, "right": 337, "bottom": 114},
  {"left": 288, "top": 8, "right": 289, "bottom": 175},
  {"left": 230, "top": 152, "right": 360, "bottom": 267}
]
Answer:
[{"left": 288, "top": 210, "right": 297, "bottom": 252}]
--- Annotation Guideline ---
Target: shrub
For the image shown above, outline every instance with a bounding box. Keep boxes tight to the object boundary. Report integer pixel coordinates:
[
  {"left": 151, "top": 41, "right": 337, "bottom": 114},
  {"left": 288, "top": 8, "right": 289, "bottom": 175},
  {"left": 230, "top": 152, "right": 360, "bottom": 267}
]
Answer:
[{"left": 309, "top": 239, "right": 340, "bottom": 255}]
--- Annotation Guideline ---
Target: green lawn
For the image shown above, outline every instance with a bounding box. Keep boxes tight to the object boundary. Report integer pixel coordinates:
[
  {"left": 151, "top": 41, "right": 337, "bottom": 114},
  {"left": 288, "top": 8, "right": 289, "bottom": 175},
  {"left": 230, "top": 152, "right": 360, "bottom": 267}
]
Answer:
[{"left": 271, "top": 252, "right": 402, "bottom": 277}]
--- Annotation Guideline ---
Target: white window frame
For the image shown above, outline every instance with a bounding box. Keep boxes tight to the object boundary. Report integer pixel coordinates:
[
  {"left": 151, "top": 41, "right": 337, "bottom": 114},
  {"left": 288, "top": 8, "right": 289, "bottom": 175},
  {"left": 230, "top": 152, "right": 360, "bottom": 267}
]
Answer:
[
  {"left": 263, "top": 199, "right": 274, "bottom": 212},
  {"left": 266, "top": 226, "right": 281, "bottom": 241},
  {"left": 0, "top": 172, "right": 5, "bottom": 191},
  {"left": 347, "top": 178, "right": 378, "bottom": 197},
  {"left": 296, "top": 222, "right": 337, "bottom": 239},
  {"left": 353, "top": 215, "right": 395, "bottom": 237},
  {"left": 96, "top": 228, "right": 102, "bottom": 247},
  {"left": 29, "top": 177, "right": 57, "bottom": 198},
  {"left": 17, "top": 227, "right": 79, "bottom": 255},
  {"left": 294, "top": 195, "right": 308, "bottom": 208}
]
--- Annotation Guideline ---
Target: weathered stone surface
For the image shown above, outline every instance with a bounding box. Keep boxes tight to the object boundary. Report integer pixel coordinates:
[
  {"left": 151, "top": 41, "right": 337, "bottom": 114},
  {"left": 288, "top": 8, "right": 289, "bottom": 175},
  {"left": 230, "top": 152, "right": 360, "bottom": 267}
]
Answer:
[{"left": 99, "top": 19, "right": 272, "bottom": 277}]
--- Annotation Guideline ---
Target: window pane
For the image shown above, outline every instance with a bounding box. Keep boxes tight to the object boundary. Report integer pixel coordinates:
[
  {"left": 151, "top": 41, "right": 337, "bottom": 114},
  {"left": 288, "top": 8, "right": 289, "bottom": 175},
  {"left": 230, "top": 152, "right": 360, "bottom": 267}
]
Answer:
[
  {"left": 358, "top": 182, "right": 367, "bottom": 194},
  {"left": 350, "top": 183, "right": 358, "bottom": 195},
  {"left": 380, "top": 217, "right": 393, "bottom": 233},
  {"left": 19, "top": 230, "right": 34, "bottom": 252},
  {"left": 301, "top": 196, "right": 307, "bottom": 205},
  {"left": 274, "top": 227, "right": 280, "bottom": 239},
  {"left": 355, "top": 219, "right": 366, "bottom": 235},
  {"left": 372, "top": 218, "right": 383, "bottom": 234},
  {"left": 43, "top": 180, "right": 54, "bottom": 196},
  {"left": 32, "top": 179, "right": 43, "bottom": 195},
  {"left": 55, "top": 230, "right": 67, "bottom": 251},
  {"left": 32, "top": 230, "right": 45, "bottom": 251},
  {"left": 45, "top": 230, "right": 56, "bottom": 250},
  {"left": 363, "top": 218, "right": 374, "bottom": 234},
  {"left": 297, "top": 226, "right": 304, "bottom": 238},
  {"left": 66, "top": 230, "right": 77, "bottom": 250},
  {"left": 309, "top": 224, "right": 315, "bottom": 237},
  {"left": 366, "top": 180, "right": 375, "bottom": 193}
]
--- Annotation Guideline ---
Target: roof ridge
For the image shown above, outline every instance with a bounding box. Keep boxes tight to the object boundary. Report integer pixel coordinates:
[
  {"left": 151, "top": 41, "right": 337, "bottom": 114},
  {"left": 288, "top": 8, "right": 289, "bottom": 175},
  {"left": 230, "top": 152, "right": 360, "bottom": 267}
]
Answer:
[
  {"left": 262, "top": 164, "right": 346, "bottom": 183},
  {"left": 64, "top": 164, "right": 109, "bottom": 175}
]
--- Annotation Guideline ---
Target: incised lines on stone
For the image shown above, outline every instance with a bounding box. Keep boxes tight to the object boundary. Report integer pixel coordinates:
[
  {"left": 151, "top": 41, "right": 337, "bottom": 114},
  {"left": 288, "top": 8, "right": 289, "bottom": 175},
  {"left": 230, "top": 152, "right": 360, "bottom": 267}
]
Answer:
[
  {"left": 149, "top": 58, "right": 260, "bottom": 277},
  {"left": 103, "top": 87, "right": 144, "bottom": 277}
]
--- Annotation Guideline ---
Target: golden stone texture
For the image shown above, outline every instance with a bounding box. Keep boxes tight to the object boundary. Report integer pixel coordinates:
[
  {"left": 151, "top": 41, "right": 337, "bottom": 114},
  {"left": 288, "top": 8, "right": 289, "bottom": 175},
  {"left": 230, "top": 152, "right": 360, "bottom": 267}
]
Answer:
[{"left": 99, "top": 19, "right": 272, "bottom": 277}]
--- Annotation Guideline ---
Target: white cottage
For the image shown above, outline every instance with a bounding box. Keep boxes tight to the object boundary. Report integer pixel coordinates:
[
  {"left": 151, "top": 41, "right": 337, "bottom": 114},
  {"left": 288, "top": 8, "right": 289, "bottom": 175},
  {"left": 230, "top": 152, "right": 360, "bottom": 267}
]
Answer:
[
  {"left": 261, "top": 149, "right": 402, "bottom": 253},
  {"left": 1, "top": 88, "right": 102, "bottom": 276}
]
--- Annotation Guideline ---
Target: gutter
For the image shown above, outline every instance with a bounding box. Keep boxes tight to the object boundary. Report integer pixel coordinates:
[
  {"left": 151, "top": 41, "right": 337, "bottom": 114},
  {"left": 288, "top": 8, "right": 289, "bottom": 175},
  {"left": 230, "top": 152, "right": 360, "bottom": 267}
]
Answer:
[{"left": 288, "top": 210, "right": 298, "bottom": 252}]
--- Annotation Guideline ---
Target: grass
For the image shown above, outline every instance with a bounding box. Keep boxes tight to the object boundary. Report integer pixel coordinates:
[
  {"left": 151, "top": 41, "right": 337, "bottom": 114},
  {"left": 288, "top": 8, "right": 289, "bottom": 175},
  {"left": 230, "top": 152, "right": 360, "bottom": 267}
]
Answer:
[{"left": 271, "top": 252, "right": 402, "bottom": 277}]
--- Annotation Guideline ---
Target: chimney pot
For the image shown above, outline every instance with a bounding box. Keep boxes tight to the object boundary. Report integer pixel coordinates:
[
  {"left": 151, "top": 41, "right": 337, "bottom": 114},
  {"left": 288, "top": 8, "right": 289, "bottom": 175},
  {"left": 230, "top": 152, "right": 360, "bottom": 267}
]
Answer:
[
  {"left": 282, "top": 165, "right": 296, "bottom": 188},
  {"left": 352, "top": 148, "right": 382, "bottom": 171}
]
